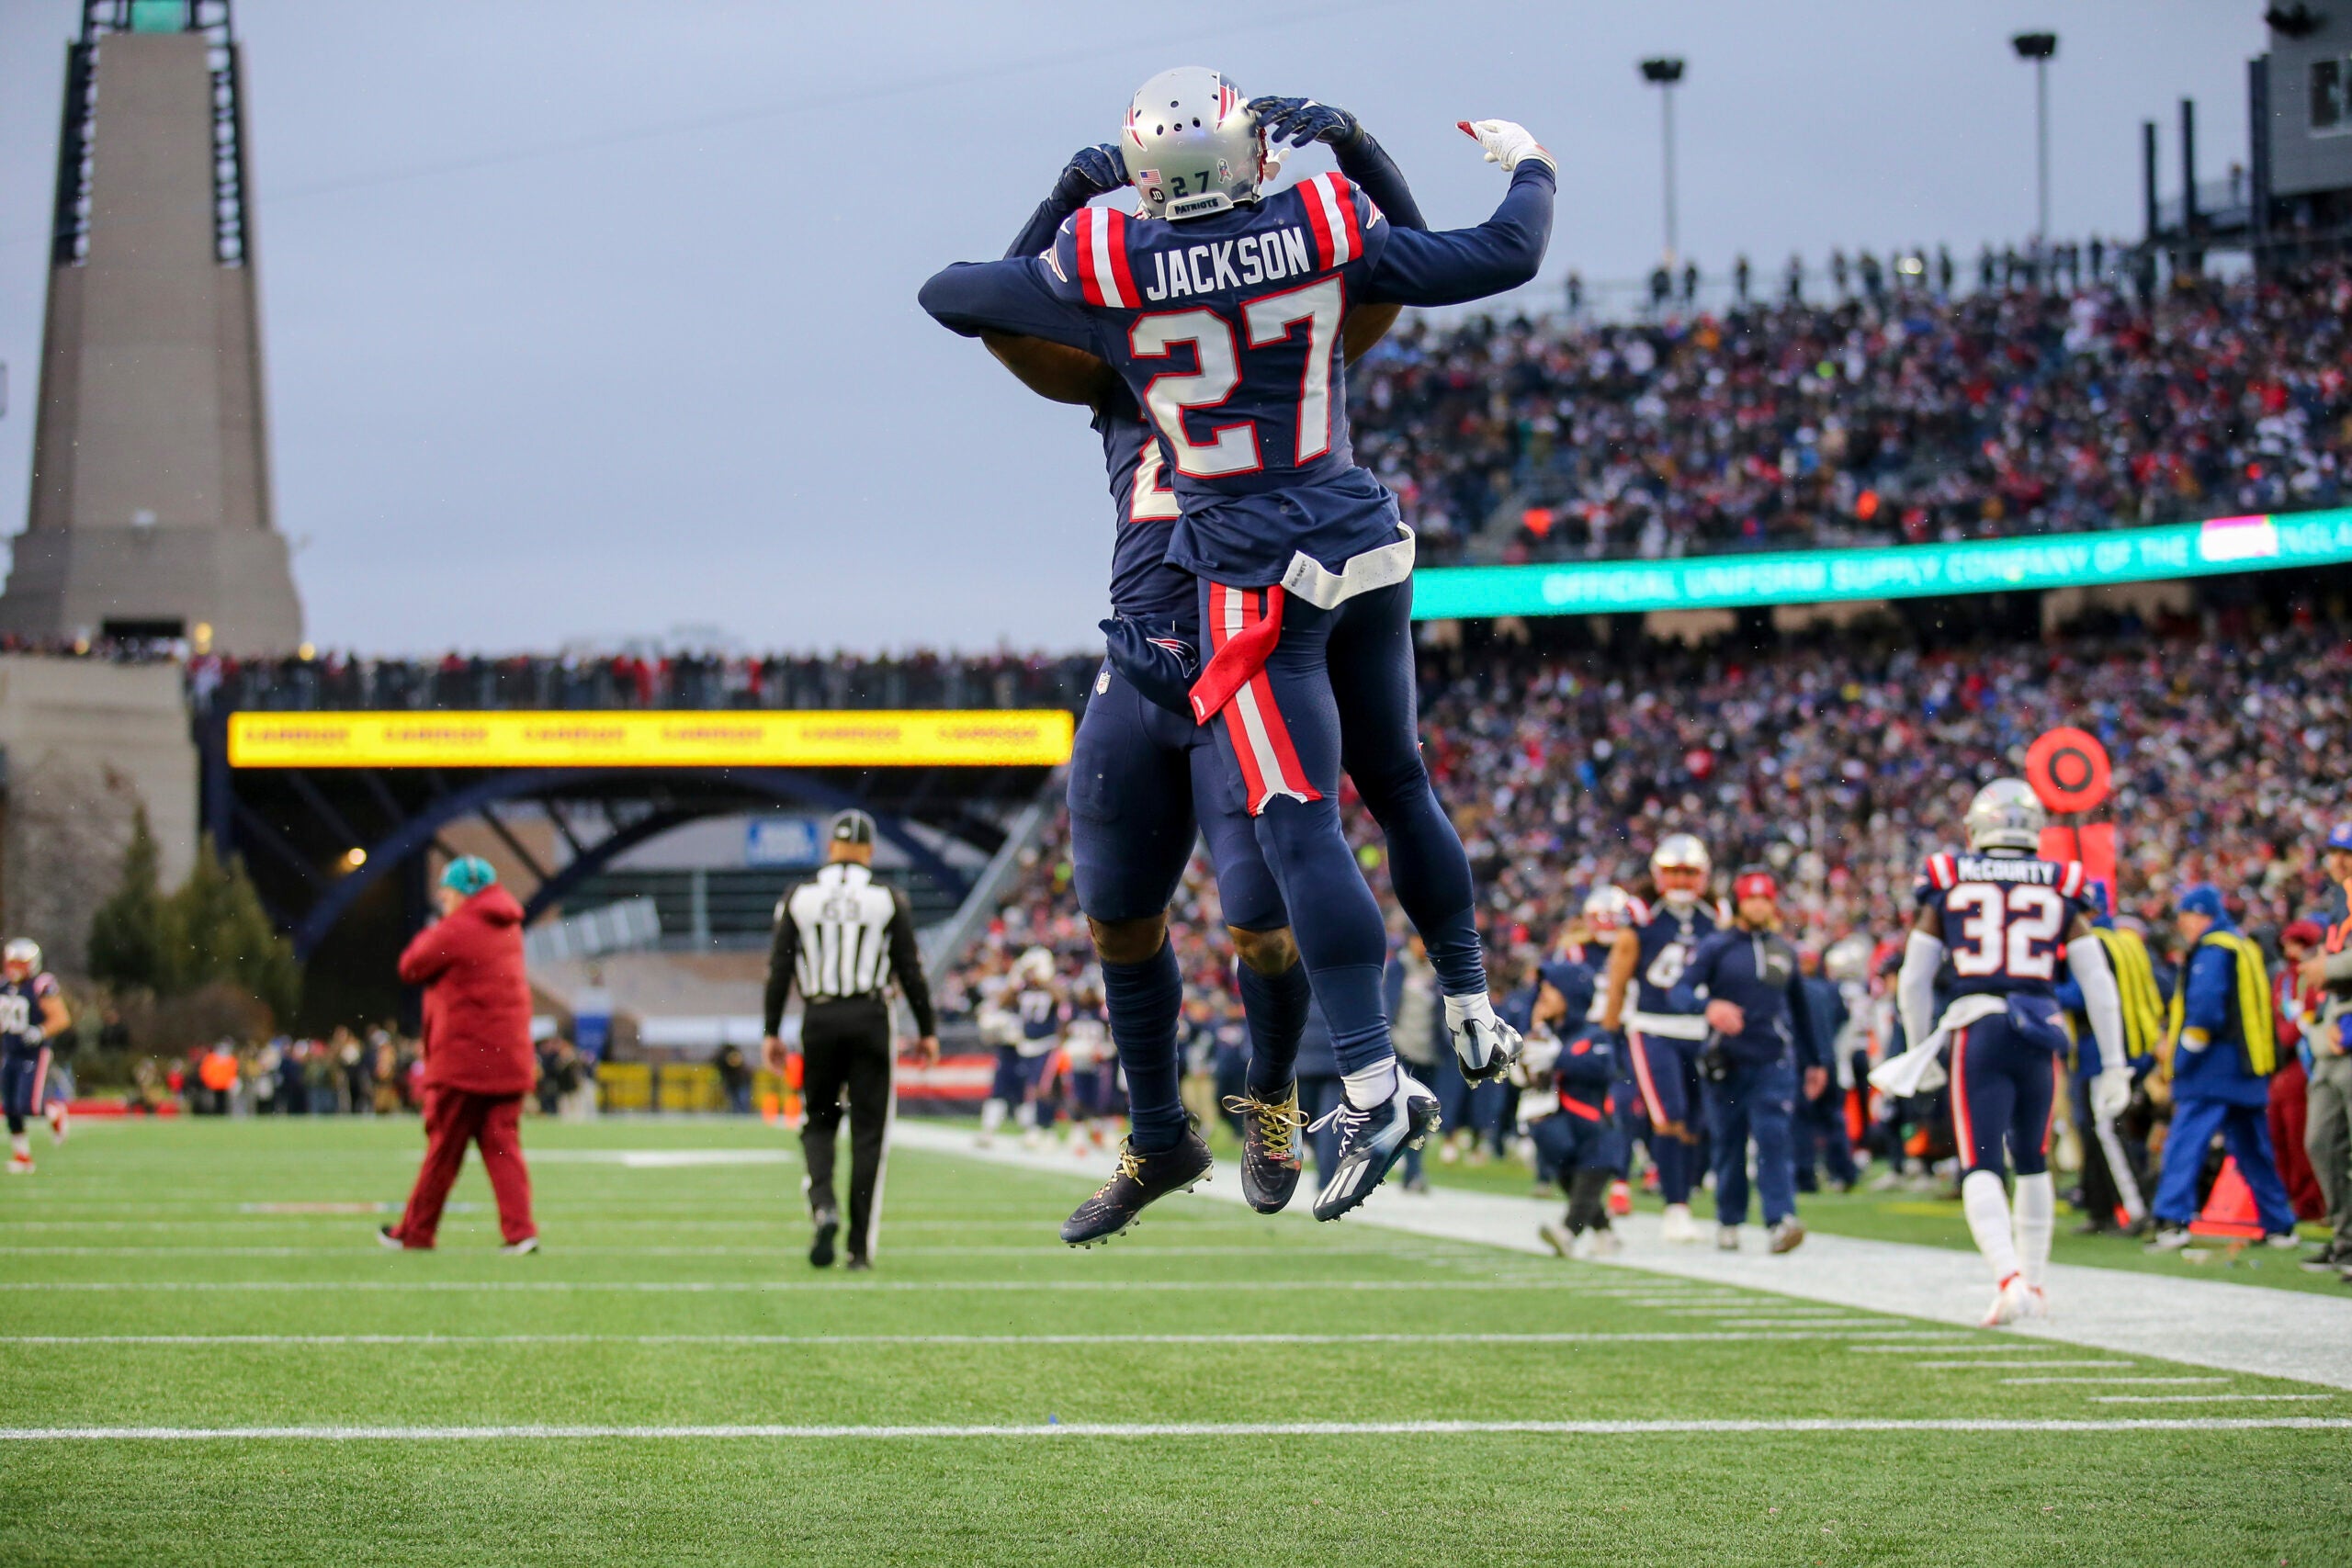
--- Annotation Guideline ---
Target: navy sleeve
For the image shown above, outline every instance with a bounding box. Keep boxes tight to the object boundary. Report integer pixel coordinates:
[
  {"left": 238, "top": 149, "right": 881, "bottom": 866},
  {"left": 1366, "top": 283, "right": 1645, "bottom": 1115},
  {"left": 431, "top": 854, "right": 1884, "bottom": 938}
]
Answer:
[
  {"left": 919, "top": 258, "right": 1098, "bottom": 351},
  {"left": 1787, "top": 970, "right": 1823, "bottom": 1071},
  {"left": 1357, "top": 162, "right": 1554, "bottom": 307},
  {"left": 1332, "top": 130, "right": 1427, "bottom": 232}
]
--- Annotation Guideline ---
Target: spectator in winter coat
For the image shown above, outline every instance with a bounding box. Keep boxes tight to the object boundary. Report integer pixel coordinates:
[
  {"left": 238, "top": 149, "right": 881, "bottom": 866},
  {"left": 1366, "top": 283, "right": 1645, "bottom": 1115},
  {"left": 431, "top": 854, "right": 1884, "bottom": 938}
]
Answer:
[{"left": 380, "top": 857, "right": 539, "bottom": 1254}]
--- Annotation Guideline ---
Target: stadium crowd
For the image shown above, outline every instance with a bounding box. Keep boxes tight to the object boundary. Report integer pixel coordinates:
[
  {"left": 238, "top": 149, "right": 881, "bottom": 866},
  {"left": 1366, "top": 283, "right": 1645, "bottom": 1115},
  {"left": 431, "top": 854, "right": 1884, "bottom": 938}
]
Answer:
[
  {"left": 1351, "top": 257, "right": 2352, "bottom": 564},
  {"left": 946, "top": 607, "right": 2352, "bottom": 1017}
]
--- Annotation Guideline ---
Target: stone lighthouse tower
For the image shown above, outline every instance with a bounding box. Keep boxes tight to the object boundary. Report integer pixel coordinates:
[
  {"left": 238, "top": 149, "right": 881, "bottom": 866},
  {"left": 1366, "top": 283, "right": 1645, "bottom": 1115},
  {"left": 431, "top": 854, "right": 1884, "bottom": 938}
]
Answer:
[{"left": 2, "top": 0, "right": 302, "bottom": 653}]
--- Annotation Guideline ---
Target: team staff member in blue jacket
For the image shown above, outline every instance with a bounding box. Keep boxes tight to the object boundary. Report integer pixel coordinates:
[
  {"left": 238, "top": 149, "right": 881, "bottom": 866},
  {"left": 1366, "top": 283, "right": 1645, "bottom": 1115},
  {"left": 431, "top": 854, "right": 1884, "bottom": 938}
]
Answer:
[
  {"left": 2147, "top": 885, "right": 2300, "bottom": 1248},
  {"left": 1671, "top": 866, "right": 1821, "bottom": 1254}
]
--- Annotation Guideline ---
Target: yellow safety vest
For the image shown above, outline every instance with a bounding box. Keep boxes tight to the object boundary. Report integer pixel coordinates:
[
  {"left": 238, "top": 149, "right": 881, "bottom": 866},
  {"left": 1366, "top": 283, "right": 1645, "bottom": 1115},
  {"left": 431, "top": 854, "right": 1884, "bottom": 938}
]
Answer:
[{"left": 2165, "top": 931, "right": 2277, "bottom": 1078}]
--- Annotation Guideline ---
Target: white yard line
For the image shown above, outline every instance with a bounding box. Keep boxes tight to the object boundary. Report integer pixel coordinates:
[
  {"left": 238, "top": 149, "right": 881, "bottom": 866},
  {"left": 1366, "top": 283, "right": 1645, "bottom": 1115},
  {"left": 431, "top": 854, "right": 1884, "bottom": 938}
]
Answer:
[
  {"left": 2, "top": 1417, "right": 2345, "bottom": 1442},
  {"left": 0, "top": 1328, "right": 1987, "bottom": 1348},
  {"left": 2088, "top": 1393, "right": 2336, "bottom": 1404},
  {"left": 886, "top": 1122, "right": 2352, "bottom": 1391},
  {"left": 0, "top": 1280, "right": 1720, "bottom": 1293},
  {"left": 1918, "top": 1354, "right": 2144, "bottom": 1363},
  {"left": 2002, "top": 1376, "right": 2229, "bottom": 1385}
]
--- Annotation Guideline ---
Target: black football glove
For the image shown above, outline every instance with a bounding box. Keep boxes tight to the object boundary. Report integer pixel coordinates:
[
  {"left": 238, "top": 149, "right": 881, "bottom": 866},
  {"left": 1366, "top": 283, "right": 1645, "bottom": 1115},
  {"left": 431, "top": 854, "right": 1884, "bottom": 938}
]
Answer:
[
  {"left": 1100, "top": 619, "right": 1200, "bottom": 719},
  {"left": 1246, "top": 96, "right": 1361, "bottom": 150},
  {"left": 1055, "top": 143, "right": 1129, "bottom": 206}
]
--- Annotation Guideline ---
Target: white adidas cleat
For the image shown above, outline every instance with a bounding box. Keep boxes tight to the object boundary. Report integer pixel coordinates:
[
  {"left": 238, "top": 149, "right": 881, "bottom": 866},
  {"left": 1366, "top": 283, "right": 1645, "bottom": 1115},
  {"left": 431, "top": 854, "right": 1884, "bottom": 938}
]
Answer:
[{"left": 1659, "top": 1202, "right": 1700, "bottom": 1244}]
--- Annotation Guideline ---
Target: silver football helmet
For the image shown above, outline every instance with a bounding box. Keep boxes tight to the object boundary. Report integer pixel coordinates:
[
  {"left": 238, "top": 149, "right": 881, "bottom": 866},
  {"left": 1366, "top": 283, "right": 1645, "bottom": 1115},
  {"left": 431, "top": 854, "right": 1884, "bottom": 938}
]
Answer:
[
  {"left": 1824, "top": 934, "right": 1872, "bottom": 985},
  {"left": 1581, "top": 886, "right": 1638, "bottom": 936},
  {"left": 1123, "top": 67, "right": 1269, "bottom": 220},
  {"left": 1649, "top": 834, "right": 1712, "bottom": 907},
  {"left": 2, "top": 939, "right": 38, "bottom": 976},
  {"left": 1964, "top": 778, "right": 2046, "bottom": 854}
]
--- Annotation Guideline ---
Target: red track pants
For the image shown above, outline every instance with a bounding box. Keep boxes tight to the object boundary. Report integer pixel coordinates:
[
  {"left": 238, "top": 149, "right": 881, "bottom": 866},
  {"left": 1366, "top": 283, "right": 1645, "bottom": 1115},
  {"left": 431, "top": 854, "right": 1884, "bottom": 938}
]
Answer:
[{"left": 391, "top": 1089, "right": 536, "bottom": 1248}]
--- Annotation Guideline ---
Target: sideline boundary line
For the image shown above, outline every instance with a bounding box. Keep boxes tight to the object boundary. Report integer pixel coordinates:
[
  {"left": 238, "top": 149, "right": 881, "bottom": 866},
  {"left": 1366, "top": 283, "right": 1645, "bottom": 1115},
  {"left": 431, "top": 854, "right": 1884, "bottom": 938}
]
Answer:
[
  {"left": 4, "top": 1417, "right": 2346, "bottom": 1442},
  {"left": 0, "top": 1328, "right": 1984, "bottom": 1348}
]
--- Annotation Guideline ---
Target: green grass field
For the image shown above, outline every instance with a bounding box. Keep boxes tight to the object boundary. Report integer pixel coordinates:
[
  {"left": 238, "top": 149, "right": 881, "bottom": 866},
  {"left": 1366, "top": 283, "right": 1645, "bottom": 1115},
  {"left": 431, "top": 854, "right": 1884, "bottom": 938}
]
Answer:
[{"left": 0, "top": 1116, "right": 2345, "bottom": 1566}]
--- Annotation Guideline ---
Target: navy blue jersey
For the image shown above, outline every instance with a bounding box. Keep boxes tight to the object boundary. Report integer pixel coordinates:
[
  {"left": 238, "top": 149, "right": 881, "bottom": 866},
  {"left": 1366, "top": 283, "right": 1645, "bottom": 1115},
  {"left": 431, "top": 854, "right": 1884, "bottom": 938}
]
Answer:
[
  {"left": 1095, "top": 389, "right": 1196, "bottom": 626},
  {"left": 1014, "top": 984, "right": 1064, "bottom": 1055},
  {"left": 0, "top": 973, "right": 57, "bottom": 1055},
  {"left": 1674, "top": 927, "right": 1815, "bottom": 1066},
  {"left": 1628, "top": 902, "right": 1720, "bottom": 1040},
  {"left": 922, "top": 162, "right": 1555, "bottom": 587},
  {"left": 1916, "top": 852, "right": 2093, "bottom": 1001}
]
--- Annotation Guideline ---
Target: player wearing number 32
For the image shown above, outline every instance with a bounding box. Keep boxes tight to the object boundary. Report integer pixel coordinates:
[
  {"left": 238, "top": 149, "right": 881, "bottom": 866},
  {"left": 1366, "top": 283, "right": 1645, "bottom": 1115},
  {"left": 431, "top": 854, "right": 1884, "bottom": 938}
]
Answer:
[
  {"left": 1878, "top": 780, "right": 2132, "bottom": 1326},
  {"left": 922, "top": 73, "right": 1555, "bottom": 1220}
]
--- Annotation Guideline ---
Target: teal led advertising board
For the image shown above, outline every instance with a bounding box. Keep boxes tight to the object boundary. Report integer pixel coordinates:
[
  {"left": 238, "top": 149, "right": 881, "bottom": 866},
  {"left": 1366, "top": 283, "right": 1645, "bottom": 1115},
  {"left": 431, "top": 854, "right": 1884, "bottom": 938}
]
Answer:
[{"left": 1408, "top": 508, "right": 2352, "bottom": 620}]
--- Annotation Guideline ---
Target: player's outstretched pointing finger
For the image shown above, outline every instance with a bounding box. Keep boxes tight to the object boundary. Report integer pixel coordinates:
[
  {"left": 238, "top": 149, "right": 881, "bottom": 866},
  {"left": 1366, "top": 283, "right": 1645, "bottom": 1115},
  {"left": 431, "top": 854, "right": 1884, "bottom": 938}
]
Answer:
[{"left": 1457, "top": 118, "right": 1555, "bottom": 174}]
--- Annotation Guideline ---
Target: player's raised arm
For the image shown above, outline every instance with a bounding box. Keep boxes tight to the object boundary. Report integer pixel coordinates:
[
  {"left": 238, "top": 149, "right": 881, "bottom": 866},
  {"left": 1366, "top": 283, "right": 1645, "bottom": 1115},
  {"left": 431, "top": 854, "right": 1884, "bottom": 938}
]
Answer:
[
  {"left": 918, "top": 245, "right": 1095, "bottom": 351},
  {"left": 975, "top": 147, "right": 1130, "bottom": 405},
  {"left": 1356, "top": 119, "right": 1556, "bottom": 310},
  {"left": 1249, "top": 96, "right": 1429, "bottom": 361}
]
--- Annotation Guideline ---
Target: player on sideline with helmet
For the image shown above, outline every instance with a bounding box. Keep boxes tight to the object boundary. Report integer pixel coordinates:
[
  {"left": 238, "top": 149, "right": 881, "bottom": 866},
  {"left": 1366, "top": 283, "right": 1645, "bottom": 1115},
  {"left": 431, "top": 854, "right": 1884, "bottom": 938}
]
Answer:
[
  {"left": 923, "top": 73, "right": 1553, "bottom": 1220},
  {"left": 934, "top": 96, "right": 1432, "bottom": 1242},
  {"left": 0, "top": 940, "right": 70, "bottom": 1174},
  {"left": 1602, "top": 835, "right": 1720, "bottom": 1242},
  {"left": 1879, "top": 780, "right": 2130, "bottom": 1325}
]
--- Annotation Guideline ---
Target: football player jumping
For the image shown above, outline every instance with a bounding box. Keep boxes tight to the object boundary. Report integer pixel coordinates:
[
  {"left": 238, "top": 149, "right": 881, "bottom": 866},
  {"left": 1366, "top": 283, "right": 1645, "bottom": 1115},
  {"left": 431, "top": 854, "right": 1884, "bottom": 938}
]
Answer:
[
  {"left": 953, "top": 97, "right": 1439, "bottom": 1243},
  {"left": 1881, "top": 781, "right": 2130, "bottom": 1325},
  {"left": 924, "top": 73, "right": 1554, "bottom": 1219}
]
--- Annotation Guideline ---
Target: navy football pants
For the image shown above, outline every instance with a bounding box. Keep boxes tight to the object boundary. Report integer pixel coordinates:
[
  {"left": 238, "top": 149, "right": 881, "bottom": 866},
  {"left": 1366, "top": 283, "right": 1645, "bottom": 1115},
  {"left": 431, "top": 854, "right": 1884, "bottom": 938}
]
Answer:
[
  {"left": 1627, "top": 1031, "right": 1702, "bottom": 1205},
  {"left": 1, "top": 1046, "right": 48, "bottom": 1135},
  {"left": 1069, "top": 663, "right": 1283, "bottom": 931},
  {"left": 1948, "top": 1015, "right": 2060, "bottom": 1178},
  {"left": 1198, "top": 578, "right": 1482, "bottom": 1076}
]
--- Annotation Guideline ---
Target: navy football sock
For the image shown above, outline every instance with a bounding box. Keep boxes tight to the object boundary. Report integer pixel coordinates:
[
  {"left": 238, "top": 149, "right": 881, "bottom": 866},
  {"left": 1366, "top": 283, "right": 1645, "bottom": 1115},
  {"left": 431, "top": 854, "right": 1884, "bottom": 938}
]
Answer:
[
  {"left": 1238, "top": 957, "right": 1311, "bottom": 1096},
  {"left": 1311, "top": 964, "right": 1394, "bottom": 1078},
  {"left": 1101, "top": 942, "right": 1185, "bottom": 1152}
]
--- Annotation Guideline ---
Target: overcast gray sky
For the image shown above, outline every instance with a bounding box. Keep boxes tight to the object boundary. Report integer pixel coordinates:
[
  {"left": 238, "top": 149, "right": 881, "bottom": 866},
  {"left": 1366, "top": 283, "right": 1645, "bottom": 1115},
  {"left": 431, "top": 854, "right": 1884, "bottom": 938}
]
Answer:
[{"left": 0, "top": 1, "right": 2264, "bottom": 657}]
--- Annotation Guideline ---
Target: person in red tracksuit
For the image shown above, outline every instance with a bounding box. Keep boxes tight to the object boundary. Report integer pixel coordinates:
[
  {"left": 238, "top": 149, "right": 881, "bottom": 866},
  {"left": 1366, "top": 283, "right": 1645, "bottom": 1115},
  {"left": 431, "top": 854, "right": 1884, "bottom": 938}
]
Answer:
[{"left": 379, "top": 856, "right": 540, "bottom": 1254}]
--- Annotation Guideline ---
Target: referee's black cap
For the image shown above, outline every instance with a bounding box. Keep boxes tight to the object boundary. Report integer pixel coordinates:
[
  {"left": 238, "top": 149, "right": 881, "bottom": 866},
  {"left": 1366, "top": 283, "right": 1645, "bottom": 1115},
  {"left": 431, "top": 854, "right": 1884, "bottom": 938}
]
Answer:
[{"left": 828, "top": 808, "right": 876, "bottom": 848}]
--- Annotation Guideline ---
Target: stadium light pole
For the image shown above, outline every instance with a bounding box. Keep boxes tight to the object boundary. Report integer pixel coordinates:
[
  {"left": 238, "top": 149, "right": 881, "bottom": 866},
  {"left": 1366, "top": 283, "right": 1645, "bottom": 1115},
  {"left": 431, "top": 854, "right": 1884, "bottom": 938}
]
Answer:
[
  {"left": 1639, "top": 57, "right": 1686, "bottom": 266},
  {"left": 2011, "top": 32, "right": 2057, "bottom": 248}
]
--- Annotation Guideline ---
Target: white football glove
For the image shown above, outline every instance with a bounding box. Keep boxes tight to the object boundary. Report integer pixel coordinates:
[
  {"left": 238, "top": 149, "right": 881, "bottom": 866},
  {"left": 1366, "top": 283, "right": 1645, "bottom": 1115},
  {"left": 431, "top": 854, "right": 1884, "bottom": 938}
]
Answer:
[
  {"left": 1457, "top": 118, "right": 1555, "bottom": 175},
  {"left": 2090, "top": 1067, "right": 2132, "bottom": 1122}
]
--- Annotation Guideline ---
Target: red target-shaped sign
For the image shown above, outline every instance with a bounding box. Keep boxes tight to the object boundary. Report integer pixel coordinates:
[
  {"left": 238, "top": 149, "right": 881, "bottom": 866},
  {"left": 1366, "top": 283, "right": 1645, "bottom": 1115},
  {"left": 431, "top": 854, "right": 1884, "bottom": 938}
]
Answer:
[{"left": 2025, "top": 728, "right": 2111, "bottom": 814}]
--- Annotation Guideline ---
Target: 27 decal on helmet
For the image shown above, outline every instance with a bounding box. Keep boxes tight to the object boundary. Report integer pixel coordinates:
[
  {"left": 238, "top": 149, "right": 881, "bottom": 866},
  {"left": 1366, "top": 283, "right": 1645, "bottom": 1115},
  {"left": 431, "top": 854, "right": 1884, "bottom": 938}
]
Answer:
[
  {"left": 1123, "top": 66, "right": 1274, "bottom": 220},
  {"left": 1963, "top": 778, "right": 2046, "bottom": 854}
]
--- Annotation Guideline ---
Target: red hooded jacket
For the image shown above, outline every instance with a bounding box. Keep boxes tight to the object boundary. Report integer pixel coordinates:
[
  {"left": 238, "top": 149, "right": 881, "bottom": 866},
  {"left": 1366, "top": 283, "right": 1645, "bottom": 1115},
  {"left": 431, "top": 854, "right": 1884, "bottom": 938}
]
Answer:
[{"left": 398, "top": 885, "right": 535, "bottom": 1096}]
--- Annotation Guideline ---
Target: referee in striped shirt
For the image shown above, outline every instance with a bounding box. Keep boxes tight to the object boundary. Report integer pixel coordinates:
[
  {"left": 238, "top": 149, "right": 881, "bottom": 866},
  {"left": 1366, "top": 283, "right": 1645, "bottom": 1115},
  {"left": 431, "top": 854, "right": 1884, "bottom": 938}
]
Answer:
[{"left": 762, "top": 809, "right": 938, "bottom": 1270}]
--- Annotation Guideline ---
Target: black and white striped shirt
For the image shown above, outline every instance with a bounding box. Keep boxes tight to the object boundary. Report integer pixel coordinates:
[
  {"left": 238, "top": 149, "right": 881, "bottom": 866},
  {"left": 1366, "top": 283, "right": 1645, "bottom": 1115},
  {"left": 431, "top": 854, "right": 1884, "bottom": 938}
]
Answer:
[{"left": 762, "top": 863, "right": 936, "bottom": 1034}]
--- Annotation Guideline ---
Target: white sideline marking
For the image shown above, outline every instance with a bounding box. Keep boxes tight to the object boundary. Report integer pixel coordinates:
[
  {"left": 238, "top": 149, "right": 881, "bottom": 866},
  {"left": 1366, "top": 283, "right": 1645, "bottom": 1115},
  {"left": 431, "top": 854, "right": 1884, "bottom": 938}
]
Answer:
[
  {"left": 524, "top": 1150, "right": 796, "bottom": 1167},
  {"left": 1849, "top": 1345, "right": 2058, "bottom": 1354},
  {"left": 0, "top": 1280, "right": 1701, "bottom": 1294},
  {"left": 2003, "top": 1377, "right": 2229, "bottom": 1385},
  {"left": 888, "top": 1125, "right": 2352, "bottom": 1393},
  {"left": 0, "top": 1329, "right": 1986, "bottom": 1348},
  {"left": 1912, "top": 1359, "right": 2137, "bottom": 1370},
  {"left": 2088, "top": 1394, "right": 2335, "bottom": 1404},
  {"left": 3, "top": 1417, "right": 2346, "bottom": 1442}
]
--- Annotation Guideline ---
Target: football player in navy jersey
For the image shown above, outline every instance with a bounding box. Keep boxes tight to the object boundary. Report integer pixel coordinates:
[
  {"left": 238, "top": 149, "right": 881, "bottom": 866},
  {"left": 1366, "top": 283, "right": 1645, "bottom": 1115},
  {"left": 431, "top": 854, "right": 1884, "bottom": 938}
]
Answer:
[
  {"left": 1889, "top": 781, "right": 2129, "bottom": 1325},
  {"left": 0, "top": 940, "right": 70, "bottom": 1175},
  {"left": 956, "top": 100, "right": 1435, "bottom": 1243},
  {"left": 1600, "top": 836, "right": 1720, "bottom": 1243},
  {"left": 923, "top": 70, "right": 1555, "bottom": 1220}
]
